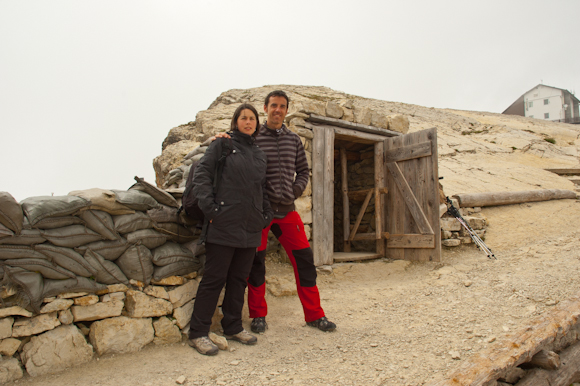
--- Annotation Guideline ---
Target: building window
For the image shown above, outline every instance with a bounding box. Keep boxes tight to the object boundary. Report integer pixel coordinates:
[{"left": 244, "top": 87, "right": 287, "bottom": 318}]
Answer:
[
  {"left": 544, "top": 99, "right": 549, "bottom": 105},
  {"left": 529, "top": 101, "right": 533, "bottom": 108},
  {"left": 544, "top": 113, "right": 550, "bottom": 119}
]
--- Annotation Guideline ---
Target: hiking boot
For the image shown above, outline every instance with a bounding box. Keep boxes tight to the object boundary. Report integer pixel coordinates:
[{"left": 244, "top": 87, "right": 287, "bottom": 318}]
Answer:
[
  {"left": 225, "top": 329, "right": 257, "bottom": 345},
  {"left": 307, "top": 317, "right": 336, "bottom": 332},
  {"left": 188, "top": 336, "right": 219, "bottom": 356},
  {"left": 250, "top": 317, "right": 268, "bottom": 333}
]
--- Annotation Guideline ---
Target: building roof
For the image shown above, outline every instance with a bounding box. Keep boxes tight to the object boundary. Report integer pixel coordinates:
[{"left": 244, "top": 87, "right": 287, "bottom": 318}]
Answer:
[{"left": 502, "top": 84, "right": 579, "bottom": 115}]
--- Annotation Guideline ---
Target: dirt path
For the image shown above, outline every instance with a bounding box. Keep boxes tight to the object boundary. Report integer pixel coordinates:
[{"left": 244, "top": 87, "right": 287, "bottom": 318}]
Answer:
[{"left": 9, "top": 199, "right": 580, "bottom": 386}]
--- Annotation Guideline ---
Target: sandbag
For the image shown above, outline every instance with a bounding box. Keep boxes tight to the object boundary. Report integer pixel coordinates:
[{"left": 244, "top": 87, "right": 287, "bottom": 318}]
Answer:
[
  {"left": 112, "top": 189, "right": 159, "bottom": 211},
  {"left": 3, "top": 258, "right": 76, "bottom": 280},
  {"left": 181, "top": 239, "right": 206, "bottom": 257},
  {"left": 41, "top": 225, "right": 103, "bottom": 248},
  {"left": 0, "top": 192, "right": 24, "bottom": 234},
  {"left": 146, "top": 205, "right": 181, "bottom": 224},
  {"left": 152, "top": 242, "right": 198, "bottom": 266},
  {"left": 74, "top": 238, "right": 130, "bottom": 261},
  {"left": 154, "top": 223, "right": 196, "bottom": 243},
  {"left": 20, "top": 195, "right": 90, "bottom": 226},
  {"left": 35, "top": 244, "right": 97, "bottom": 277},
  {"left": 69, "top": 188, "right": 134, "bottom": 215},
  {"left": 79, "top": 210, "right": 119, "bottom": 240},
  {"left": 130, "top": 177, "right": 179, "bottom": 208},
  {"left": 113, "top": 212, "right": 154, "bottom": 234},
  {"left": 0, "top": 223, "right": 13, "bottom": 240},
  {"left": 116, "top": 245, "right": 154, "bottom": 284},
  {"left": 1, "top": 266, "right": 44, "bottom": 313},
  {"left": 152, "top": 260, "right": 201, "bottom": 282},
  {"left": 0, "top": 229, "right": 46, "bottom": 246},
  {"left": 125, "top": 229, "right": 167, "bottom": 250},
  {"left": 30, "top": 215, "right": 85, "bottom": 230},
  {"left": 0, "top": 245, "right": 47, "bottom": 260},
  {"left": 84, "top": 249, "right": 128, "bottom": 285},
  {"left": 42, "top": 277, "right": 107, "bottom": 299}
]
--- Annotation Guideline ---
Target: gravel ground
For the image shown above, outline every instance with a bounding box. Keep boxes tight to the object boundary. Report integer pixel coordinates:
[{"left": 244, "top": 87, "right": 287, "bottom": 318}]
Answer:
[{"left": 9, "top": 199, "right": 580, "bottom": 386}]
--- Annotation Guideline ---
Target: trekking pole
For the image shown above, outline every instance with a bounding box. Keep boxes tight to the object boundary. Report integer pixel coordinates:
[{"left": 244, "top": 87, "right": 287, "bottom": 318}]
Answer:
[{"left": 445, "top": 197, "right": 496, "bottom": 259}]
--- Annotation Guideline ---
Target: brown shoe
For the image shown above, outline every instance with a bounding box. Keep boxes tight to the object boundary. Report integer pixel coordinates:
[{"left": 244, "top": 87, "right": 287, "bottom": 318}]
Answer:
[
  {"left": 188, "top": 336, "right": 219, "bottom": 355},
  {"left": 225, "top": 329, "right": 257, "bottom": 345}
]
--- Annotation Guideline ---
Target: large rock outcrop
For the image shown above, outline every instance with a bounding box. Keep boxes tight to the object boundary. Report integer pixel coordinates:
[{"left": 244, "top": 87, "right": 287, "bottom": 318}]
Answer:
[{"left": 154, "top": 85, "right": 580, "bottom": 197}]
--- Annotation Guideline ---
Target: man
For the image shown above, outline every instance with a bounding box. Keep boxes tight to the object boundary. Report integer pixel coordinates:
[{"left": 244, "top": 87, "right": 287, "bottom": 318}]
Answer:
[{"left": 246, "top": 90, "right": 336, "bottom": 333}]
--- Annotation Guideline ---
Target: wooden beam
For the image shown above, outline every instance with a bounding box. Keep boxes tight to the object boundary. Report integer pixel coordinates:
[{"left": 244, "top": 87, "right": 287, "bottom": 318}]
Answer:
[
  {"left": 384, "top": 141, "right": 432, "bottom": 163},
  {"left": 516, "top": 344, "right": 580, "bottom": 386},
  {"left": 341, "top": 148, "right": 350, "bottom": 252},
  {"left": 334, "top": 149, "right": 360, "bottom": 161},
  {"left": 387, "top": 234, "right": 435, "bottom": 249},
  {"left": 332, "top": 252, "right": 382, "bottom": 262},
  {"left": 311, "top": 126, "right": 325, "bottom": 266},
  {"left": 322, "top": 127, "right": 335, "bottom": 264},
  {"left": 375, "top": 141, "right": 386, "bottom": 256},
  {"left": 307, "top": 114, "right": 402, "bottom": 137},
  {"left": 386, "top": 162, "right": 434, "bottom": 235},
  {"left": 545, "top": 168, "right": 580, "bottom": 175},
  {"left": 348, "top": 187, "right": 388, "bottom": 201},
  {"left": 353, "top": 232, "right": 390, "bottom": 240},
  {"left": 453, "top": 189, "right": 578, "bottom": 208},
  {"left": 348, "top": 190, "right": 373, "bottom": 241},
  {"left": 525, "top": 350, "right": 560, "bottom": 370}
]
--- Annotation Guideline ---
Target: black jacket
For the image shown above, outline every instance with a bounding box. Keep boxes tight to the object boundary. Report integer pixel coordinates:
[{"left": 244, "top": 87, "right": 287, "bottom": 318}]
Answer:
[{"left": 192, "top": 131, "right": 273, "bottom": 248}]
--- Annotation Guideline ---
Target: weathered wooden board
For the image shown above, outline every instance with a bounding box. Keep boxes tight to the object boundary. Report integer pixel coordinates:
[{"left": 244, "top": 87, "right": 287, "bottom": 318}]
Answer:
[
  {"left": 426, "top": 296, "right": 580, "bottom": 386},
  {"left": 307, "top": 114, "right": 401, "bottom": 137},
  {"left": 453, "top": 189, "right": 577, "bottom": 208},
  {"left": 545, "top": 168, "right": 580, "bottom": 175},
  {"left": 388, "top": 234, "right": 435, "bottom": 248},
  {"left": 332, "top": 252, "right": 382, "bottom": 262},
  {"left": 384, "top": 141, "right": 432, "bottom": 163},
  {"left": 384, "top": 128, "right": 440, "bottom": 262}
]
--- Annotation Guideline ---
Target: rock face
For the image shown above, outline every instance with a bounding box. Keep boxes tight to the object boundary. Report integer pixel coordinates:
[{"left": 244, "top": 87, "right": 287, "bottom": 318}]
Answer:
[
  {"left": 20, "top": 325, "right": 93, "bottom": 377},
  {"left": 124, "top": 290, "right": 173, "bottom": 318},
  {"left": 0, "top": 358, "right": 23, "bottom": 383},
  {"left": 155, "top": 85, "right": 580, "bottom": 199},
  {"left": 89, "top": 316, "right": 154, "bottom": 355}
]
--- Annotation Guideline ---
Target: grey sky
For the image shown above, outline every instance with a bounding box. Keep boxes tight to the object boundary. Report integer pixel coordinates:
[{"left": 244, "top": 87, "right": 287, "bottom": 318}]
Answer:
[{"left": 1, "top": 0, "right": 579, "bottom": 201}]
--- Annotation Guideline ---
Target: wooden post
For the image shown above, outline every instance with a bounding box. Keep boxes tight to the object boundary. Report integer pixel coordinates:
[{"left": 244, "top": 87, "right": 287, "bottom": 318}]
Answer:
[
  {"left": 341, "top": 148, "right": 351, "bottom": 252},
  {"left": 374, "top": 141, "right": 385, "bottom": 256}
]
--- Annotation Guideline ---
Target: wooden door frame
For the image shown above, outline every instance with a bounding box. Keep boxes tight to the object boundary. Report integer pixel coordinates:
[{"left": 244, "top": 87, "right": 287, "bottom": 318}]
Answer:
[{"left": 307, "top": 120, "right": 398, "bottom": 266}]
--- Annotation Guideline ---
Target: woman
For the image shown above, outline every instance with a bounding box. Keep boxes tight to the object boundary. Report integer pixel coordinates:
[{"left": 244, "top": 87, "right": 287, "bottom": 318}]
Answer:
[{"left": 188, "top": 103, "right": 273, "bottom": 356}]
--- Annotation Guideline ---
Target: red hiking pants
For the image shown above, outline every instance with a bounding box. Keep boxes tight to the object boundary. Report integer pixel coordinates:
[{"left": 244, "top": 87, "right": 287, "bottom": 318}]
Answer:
[{"left": 247, "top": 211, "right": 325, "bottom": 323}]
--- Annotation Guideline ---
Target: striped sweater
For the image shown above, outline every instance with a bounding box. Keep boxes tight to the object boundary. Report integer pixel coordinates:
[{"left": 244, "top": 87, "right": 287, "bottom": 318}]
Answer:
[{"left": 255, "top": 123, "right": 309, "bottom": 215}]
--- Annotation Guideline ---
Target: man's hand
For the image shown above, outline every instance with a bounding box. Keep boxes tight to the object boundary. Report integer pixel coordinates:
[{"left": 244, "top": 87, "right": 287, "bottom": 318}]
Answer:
[{"left": 213, "top": 132, "right": 231, "bottom": 140}]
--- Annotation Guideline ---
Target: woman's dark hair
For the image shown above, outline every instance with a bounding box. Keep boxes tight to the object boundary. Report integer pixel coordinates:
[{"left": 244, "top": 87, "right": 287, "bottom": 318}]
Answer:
[
  {"left": 231, "top": 103, "right": 260, "bottom": 136},
  {"left": 264, "top": 90, "right": 290, "bottom": 107}
]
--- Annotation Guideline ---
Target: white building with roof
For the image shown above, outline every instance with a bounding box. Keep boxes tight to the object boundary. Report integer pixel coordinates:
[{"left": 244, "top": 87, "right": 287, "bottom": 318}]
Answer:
[{"left": 503, "top": 84, "right": 579, "bottom": 124}]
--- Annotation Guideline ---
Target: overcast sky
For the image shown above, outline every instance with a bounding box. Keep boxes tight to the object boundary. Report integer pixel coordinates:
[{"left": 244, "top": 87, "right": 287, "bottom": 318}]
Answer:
[{"left": 1, "top": 0, "right": 579, "bottom": 201}]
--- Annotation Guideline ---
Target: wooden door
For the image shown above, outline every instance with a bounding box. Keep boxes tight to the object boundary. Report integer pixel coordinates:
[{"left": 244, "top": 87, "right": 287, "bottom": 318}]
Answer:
[{"left": 383, "top": 127, "right": 441, "bottom": 261}]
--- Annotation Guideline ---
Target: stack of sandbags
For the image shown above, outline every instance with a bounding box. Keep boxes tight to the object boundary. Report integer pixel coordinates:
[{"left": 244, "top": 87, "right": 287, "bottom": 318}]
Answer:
[{"left": 0, "top": 178, "right": 204, "bottom": 315}]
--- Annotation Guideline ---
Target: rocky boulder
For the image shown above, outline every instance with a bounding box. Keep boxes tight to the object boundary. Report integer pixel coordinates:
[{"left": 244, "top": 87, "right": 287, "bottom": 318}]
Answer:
[{"left": 20, "top": 325, "right": 93, "bottom": 377}]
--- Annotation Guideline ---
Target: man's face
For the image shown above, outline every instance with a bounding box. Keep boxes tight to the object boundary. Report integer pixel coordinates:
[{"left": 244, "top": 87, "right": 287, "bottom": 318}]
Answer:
[{"left": 264, "top": 96, "right": 288, "bottom": 129}]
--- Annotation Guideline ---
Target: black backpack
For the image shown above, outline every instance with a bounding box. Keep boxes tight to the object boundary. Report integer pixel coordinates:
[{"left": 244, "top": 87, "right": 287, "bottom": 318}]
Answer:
[{"left": 179, "top": 137, "right": 233, "bottom": 225}]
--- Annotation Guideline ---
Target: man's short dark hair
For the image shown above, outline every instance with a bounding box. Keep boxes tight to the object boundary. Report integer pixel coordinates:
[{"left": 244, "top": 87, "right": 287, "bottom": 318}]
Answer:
[{"left": 264, "top": 90, "right": 290, "bottom": 107}]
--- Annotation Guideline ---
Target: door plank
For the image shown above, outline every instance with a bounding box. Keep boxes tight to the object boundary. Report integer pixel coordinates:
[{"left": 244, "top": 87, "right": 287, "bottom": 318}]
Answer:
[
  {"left": 348, "top": 190, "right": 373, "bottom": 241},
  {"left": 384, "top": 141, "right": 432, "bottom": 163},
  {"left": 386, "top": 162, "right": 434, "bottom": 235},
  {"left": 388, "top": 234, "right": 435, "bottom": 248}
]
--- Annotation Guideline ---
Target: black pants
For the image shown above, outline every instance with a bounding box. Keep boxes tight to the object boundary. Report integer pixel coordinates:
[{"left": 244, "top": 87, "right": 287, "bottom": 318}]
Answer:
[{"left": 189, "top": 243, "right": 255, "bottom": 338}]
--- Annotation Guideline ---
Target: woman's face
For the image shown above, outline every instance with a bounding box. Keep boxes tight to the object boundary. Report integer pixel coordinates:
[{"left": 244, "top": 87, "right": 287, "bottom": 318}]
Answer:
[{"left": 236, "top": 109, "right": 257, "bottom": 136}]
